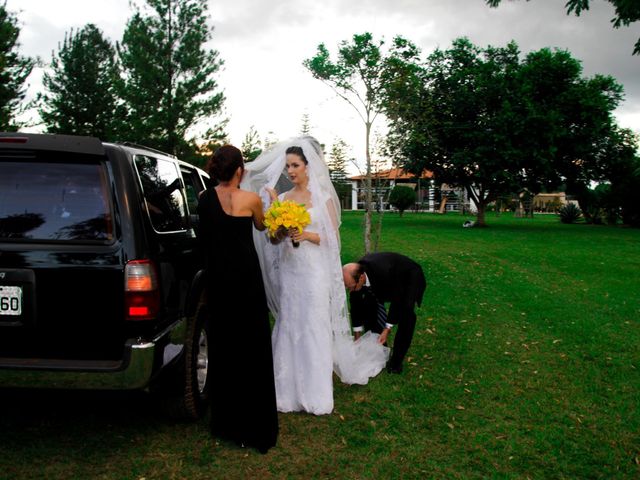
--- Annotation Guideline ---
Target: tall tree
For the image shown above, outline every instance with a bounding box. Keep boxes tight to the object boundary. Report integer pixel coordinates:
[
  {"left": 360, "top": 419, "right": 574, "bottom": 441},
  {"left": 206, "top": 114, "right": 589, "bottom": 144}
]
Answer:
[
  {"left": 118, "top": 0, "right": 224, "bottom": 157},
  {"left": 263, "top": 131, "right": 278, "bottom": 151},
  {"left": 383, "top": 37, "right": 624, "bottom": 226},
  {"left": 180, "top": 122, "right": 229, "bottom": 168},
  {"left": 517, "top": 48, "right": 624, "bottom": 195},
  {"left": 0, "top": 2, "right": 35, "bottom": 131},
  {"left": 385, "top": 38, "right": 524, "bottom": 226},
  {"left": 305, "top": 32, "right": 394, "bottom": 253},
  {"left": 586, "top": 126, "right": 640, "bottom": 226},
  {"left": 300, "top": 112, "right": 311, "bottom": 136},
  {"left": 486, "top": 0, "right": 640, "bottom": 54},
  {"left": 241, "top": 125, "right": 262, "bottom": 162},
  {"left": 327, "top": 137, "right": 349, "bottom": 184},
  {"left": 39, "top": 24, "right": 120, "bottom": 140},
  {"left": 327, "top": 137, "right": 351, "bottom": 207}
]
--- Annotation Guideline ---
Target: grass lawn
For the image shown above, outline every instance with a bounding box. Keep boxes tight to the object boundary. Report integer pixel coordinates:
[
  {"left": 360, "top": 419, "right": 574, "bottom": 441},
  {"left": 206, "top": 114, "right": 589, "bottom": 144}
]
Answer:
[{"left": 1, "top": 212, "right": 639, "bottom": 479}]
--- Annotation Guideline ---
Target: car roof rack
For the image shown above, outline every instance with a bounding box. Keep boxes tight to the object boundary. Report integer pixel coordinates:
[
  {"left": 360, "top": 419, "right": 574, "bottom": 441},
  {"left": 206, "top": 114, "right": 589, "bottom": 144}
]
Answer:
[
  {"left": 118, "top": 141, "right": 177, "bottom": 159},
  {"left": 0, "top": 132, "right": 105, "bottom": 155}
]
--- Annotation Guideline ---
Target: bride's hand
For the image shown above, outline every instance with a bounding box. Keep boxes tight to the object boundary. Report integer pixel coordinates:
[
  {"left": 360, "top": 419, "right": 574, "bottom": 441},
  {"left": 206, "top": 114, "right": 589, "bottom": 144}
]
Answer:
[
  {"left": 289, "top": 229, "right": 320, "bottom": 245},
  {"left": 265, "top": 187, "right": 278, "bottom": 202},
  {"left": 289, "top": 229, "right": 304, "bottom": 243}
]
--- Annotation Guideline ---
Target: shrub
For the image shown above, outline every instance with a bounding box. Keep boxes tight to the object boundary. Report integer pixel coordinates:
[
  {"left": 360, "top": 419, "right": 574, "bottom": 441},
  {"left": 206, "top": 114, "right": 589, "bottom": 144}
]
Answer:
[
  {"left": 558, "top": 203, "right": 582, "bottom": 224},
  {"left": 389, "top": 185, "right": 416, "bottom": 217}
]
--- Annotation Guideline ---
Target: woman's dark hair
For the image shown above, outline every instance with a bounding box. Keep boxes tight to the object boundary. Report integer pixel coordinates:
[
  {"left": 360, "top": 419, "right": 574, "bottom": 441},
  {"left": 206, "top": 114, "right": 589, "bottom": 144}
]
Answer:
[
  {"left": 208, "top": 145, "right": 244, "bottom": 182},
  {"left": 286, "top": 146, "right": 308, "bottom": 165}
]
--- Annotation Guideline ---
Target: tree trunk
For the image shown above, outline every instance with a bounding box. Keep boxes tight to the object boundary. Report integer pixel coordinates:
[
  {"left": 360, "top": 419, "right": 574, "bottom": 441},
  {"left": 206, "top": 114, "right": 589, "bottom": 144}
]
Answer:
[
  {"left": 466, "top": 185, "right": 488, "bottom": 227},
  {"left": 475, "top": 201, "right": 487, "bottom": 227},
  {"left": 364, "top": 120, "right": 372, "bottom": 254},
  {"left": 373, "top": 205, "right": 384, "bottom": 251},
  {"left": 372, "top": 191, "right": 386, "bottom": 252},
  {"left": 438, "top": 196, "right": 447, "bottom": 213}
]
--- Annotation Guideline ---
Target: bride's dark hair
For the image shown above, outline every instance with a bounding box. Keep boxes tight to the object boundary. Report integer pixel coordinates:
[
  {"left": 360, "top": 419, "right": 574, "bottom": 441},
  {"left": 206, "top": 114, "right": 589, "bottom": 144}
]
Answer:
[
  {"left": 286, "top": 146, "right": 308, "bottom": 165},
  {"left": 209, "top": 145, "right": 244, "bottom": 181}
]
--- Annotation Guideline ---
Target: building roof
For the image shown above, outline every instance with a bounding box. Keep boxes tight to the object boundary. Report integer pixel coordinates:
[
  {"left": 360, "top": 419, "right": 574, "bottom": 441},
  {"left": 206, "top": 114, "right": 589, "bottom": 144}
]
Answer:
[
  {"left": 349, "top": 167, "right": 433, "bottom": 181},
  {"left": 534, "top": 193, "right": 566, "bottom": 198}
]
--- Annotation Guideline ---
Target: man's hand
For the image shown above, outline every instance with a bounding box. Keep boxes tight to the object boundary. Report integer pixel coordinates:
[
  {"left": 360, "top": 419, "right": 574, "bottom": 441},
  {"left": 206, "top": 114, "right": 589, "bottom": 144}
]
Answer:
[{"left": 378, "top": 328, "right": 390, "bottom": 345}]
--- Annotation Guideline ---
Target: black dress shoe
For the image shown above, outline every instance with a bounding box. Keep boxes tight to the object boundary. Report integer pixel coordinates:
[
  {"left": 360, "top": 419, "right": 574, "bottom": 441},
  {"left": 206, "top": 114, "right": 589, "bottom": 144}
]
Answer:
[{"left": 386, "top": 363, "right": 403, "bottom": 374}]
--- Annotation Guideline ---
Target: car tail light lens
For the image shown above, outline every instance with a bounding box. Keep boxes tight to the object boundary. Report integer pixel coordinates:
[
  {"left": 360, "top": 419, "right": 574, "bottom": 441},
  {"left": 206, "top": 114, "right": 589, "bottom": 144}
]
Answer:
[
  {"left": 0, "top": 137, "right": 28, "bottom": 143},
  {"left": 124, "top": 259, "right": 160, "bottom": 320}
]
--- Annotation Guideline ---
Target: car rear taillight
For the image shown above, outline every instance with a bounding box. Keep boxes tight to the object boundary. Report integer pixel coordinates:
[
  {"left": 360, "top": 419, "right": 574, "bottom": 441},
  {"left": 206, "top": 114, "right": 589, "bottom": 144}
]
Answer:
[
  {"left": 0, "top": 137, "right": 28, "bottom": 143},
  {"left": 124, "top": 260, "right": 160, "bottom": 320}
]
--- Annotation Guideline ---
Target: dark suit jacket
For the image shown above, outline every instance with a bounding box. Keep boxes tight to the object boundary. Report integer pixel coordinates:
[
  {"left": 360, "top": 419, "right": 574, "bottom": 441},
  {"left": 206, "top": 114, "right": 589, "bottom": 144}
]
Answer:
[{"left": 350, "top": 252, "right": 426, "bottom": 328}]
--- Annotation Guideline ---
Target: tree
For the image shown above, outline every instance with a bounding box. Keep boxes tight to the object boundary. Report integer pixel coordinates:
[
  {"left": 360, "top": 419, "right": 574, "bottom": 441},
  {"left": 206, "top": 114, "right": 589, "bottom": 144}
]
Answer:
[
  {"left": 327, "top": 138, "right": 351, "bottom": 207},
  {"left": 179, "top": 122, "right": 229, "bottom": 168},
  {"left": 517, "top": 48, "right": 624, "bottom": 198},
  {"left": 263, "top": 131, "right": 278, "bottom": 151},
  {"left": 39, "top": 24, "right": 120, "bottom": 140},
  {"left": 486, "top": 0, "right": 640, "bottom": 55},
  {"left": 300, "top": 112, "right": 311, "bottom": 136},
  {"left": 0, "top": 2, "right": 35, "bottom": 131},
  {"left": 383, "top": 37, "right": 624, "bottom": 226},
  {"left": 384, "top": 38, "right": 524, "bottom": 226},
  {"left": 371, "top": 132, "right": 391, "bottom": 211},
  {"left": 388, "top": 185, "right": 416, "bottom": 217},
  {"left": 305, "top": 32, "right": 396, "bottom": 253},
  {"left": 241, "top": 125, "right": 262, "bottom": 162},
  {"left": 327, "top": 138, "right": 349, "bottom": 182},
  {"left": 117, "top": 0, "right": 225, "bottom": 157},
  {"left": 595, "top": 127, "right": 640, "bottom": 226}
]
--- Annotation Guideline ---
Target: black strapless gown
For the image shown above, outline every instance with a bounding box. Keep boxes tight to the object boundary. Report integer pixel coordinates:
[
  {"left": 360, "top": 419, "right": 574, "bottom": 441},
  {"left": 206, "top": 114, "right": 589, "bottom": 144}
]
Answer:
[{"left": 197, "top": 188, "right": 278, "bottom": 453}]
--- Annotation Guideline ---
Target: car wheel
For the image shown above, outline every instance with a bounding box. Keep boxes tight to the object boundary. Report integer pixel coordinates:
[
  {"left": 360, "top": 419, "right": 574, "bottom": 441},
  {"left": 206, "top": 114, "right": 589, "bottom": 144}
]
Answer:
[
  {"left": 159, "top": 299, "right": 211, "bottom": 421},
  {"left": 183, "top": 300, "right": 210, "bottom": 419}
]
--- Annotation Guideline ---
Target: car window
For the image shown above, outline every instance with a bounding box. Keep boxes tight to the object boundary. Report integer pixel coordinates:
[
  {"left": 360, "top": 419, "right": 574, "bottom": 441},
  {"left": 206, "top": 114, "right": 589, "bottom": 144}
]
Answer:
[
  {"left": 180, "top": 166, "right": 205, "bottom": 214},
  {"left": 200, "top": 171, "right": 214, "bottom": 189},
  {"left": 134, "top": 155, "right": 188, "bottom": 233},
  {"left": 0, "top": 159, "right": 113, "bottom": 242}
]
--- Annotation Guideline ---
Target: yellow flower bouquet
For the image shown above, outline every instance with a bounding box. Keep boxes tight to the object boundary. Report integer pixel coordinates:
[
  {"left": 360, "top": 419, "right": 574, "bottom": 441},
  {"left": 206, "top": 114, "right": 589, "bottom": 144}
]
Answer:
[{"left": 264, "top": 199, "right": 311, "bottom": 247}]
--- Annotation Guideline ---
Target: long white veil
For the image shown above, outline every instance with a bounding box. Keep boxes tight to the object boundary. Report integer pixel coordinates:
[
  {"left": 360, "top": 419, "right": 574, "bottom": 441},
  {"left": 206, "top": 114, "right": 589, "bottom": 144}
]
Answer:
[{"left": 241, "top": 136, "right": 388, "bottom": 385}]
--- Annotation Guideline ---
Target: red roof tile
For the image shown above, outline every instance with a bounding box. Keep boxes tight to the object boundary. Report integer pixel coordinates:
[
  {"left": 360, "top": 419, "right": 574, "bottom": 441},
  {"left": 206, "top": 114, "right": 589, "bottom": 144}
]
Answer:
[{"left": 349, "top": 167, "right": 433, "bottom": 180}]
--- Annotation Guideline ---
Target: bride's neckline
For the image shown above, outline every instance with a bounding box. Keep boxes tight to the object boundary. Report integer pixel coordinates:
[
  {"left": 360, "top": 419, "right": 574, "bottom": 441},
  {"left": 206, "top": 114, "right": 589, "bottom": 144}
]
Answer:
[{"left": 282, "top": 193, "right": 313, "bottom": 210}]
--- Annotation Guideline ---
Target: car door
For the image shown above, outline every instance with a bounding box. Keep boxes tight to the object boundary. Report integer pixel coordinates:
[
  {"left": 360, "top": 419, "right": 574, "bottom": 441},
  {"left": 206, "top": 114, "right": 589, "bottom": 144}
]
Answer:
[{"left": 133, "top": 154, "right": 193, "bottom": 326}]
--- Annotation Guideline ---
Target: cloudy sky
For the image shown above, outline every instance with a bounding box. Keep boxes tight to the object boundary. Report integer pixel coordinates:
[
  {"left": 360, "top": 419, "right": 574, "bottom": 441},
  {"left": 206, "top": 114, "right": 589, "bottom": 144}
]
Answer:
[{"left": 6, "top": 0, "right": 640, "bottom": 170}]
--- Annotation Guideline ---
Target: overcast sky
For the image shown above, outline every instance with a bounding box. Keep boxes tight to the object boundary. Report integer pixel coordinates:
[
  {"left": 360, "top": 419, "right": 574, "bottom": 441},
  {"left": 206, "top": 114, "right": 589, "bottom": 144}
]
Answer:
[{"left": 7, "top": 0, "right": 640, "bottom": 170}]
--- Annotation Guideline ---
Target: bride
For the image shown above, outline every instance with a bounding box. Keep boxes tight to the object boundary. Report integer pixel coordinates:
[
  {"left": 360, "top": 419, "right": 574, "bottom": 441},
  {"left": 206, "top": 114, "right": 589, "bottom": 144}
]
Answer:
[{"left": 241, "top": 136, "right": 389, "bottom": 415}]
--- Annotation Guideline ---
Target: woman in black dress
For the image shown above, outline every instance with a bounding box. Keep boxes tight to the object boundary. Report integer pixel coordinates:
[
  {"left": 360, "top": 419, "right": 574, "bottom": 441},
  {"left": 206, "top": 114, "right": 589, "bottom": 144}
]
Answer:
[{"left": 197, "top": 145, "right": 278, "bottom": 454}]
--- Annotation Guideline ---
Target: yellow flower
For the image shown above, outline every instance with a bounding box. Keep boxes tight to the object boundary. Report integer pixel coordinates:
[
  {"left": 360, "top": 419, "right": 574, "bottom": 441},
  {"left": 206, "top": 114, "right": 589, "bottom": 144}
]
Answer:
[{"left": 264, "top": 199, "right": 311, "bottom": 238}]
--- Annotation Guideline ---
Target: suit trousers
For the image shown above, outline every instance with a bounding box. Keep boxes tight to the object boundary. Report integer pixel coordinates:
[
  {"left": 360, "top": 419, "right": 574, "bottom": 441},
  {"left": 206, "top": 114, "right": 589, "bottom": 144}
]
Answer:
[
  {"left": 351, "top": 287, "right": 418, "bottom": 368},
  {"left": 388, "top": 309, "right": 416, "bottom": 369},
  {"left": 360, "top": 298, "right": 416, "bottom": 368}
]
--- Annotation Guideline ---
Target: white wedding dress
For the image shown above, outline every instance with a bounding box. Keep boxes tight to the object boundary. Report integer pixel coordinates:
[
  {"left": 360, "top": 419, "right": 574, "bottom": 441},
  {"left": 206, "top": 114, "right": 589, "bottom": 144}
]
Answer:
[
  {"left": 272, "top": 206, "right": 334, "bottom": 414},
  {"left": 242, "top": 136, "right": 390, "bottom": 415}
]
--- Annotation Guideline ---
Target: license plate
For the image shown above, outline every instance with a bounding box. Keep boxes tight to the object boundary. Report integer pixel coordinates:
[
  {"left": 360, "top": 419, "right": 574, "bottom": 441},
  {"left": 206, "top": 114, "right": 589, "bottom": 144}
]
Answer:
[{"left": 0, "top": 286, "right": 22, "bottom": 316}]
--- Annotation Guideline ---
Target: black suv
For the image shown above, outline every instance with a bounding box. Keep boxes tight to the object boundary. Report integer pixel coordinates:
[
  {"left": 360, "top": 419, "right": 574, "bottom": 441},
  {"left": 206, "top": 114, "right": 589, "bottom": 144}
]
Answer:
[{"left": 0, "top": 133, "right": 212, "bottom": 419}]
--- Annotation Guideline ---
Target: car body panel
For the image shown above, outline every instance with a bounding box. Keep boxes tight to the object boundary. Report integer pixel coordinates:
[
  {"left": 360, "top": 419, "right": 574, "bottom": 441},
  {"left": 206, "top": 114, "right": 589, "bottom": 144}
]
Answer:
[{"left": 0, "top": 133, "right": 208, "bottom": 390}]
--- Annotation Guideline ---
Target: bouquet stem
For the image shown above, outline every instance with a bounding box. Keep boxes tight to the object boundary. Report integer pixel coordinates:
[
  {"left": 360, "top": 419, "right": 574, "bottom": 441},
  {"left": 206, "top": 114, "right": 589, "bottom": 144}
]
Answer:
[{"left": 292, "top": 239, "right": 300, "bottom": 248}]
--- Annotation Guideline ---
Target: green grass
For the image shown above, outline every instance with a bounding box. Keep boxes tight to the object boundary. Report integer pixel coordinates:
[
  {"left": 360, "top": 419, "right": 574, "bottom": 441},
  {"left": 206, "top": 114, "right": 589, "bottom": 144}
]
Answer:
[{"left": 2, "top": 212, "right": 639, "bottom": 479}]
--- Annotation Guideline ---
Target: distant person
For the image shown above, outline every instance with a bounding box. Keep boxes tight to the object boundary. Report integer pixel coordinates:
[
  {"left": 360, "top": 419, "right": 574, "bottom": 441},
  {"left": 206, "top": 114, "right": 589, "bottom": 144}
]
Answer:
[
  {"left": 343, "top": 252, "right": 426, "bottom": 374},
  {"left": 197, "top": 144, "right": 278, "bottom": 453}
]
